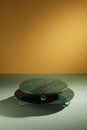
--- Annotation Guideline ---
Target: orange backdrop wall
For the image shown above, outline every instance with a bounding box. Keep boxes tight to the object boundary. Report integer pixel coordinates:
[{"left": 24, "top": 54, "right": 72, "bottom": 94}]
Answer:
[{"left": 0, "top": 0, "right": 87, "bottom": 73}]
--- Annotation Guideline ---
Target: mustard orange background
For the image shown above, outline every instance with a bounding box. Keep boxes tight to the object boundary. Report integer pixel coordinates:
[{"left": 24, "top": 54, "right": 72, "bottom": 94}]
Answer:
[{"left": 0, "top": 0, "right": 87, "bottom": 73}]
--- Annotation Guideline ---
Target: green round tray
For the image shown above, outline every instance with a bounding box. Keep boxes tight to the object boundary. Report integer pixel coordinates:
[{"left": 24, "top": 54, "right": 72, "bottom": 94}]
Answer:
[
  {"left": 15, "top": 88, "right": 74, "bottom": 105},
  {"left": 19, "top": 78, "right": 68, "bottom": 94},
  {"left": 14, "top": 78, "right": 74, "bottom": 105}
]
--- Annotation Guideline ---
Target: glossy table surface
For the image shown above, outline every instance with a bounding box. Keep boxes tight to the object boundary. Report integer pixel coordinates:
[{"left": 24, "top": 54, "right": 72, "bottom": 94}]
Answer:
[{"left": 0, "top": 74, "right": 87, "bottom": 130}]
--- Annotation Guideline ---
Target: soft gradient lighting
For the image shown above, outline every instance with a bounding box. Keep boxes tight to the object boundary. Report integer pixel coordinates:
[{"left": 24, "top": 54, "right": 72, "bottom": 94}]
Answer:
[{"left": 0, "top": 0, "right": 87, "bottom": 73}]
